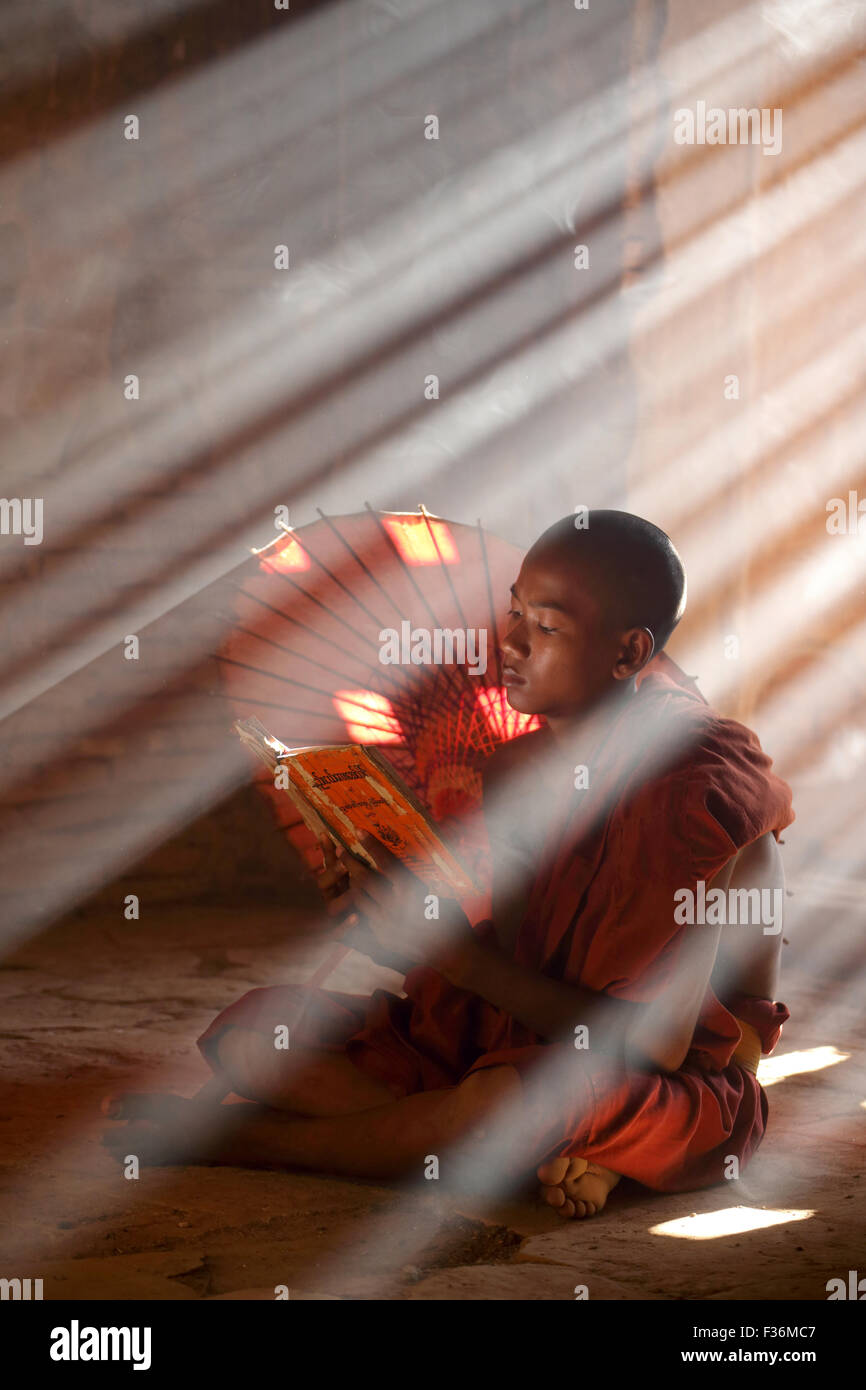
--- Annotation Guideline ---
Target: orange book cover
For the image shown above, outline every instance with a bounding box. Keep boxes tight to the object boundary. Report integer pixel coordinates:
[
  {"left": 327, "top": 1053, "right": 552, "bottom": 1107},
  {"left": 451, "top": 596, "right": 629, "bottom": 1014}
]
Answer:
[{"left": 233, "top": 716, "right": 479, "bottom": 898}]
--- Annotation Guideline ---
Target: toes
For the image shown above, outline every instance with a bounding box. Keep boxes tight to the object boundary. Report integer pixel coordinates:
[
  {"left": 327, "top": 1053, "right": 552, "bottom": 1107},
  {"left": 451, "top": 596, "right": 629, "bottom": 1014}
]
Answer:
[
  {"left": 101, "top": 1093, "right": 195, "bottom": 1126},
  {"left": 101, "top": 1092, "right": 157, "bottom": 1120},
  {"left": 541, "top": 1183, "right": 566, "bottom": 1209},
  {"left": 563, "top": 1179, "right": 606, "bottom": 1217},
  {"left": 101, "top": 1093, "right": 131, "bottom": 1119},
  {"left": 539, "top": 1154, "right": 608, "bottom": 1220},
  {"left": 536, "top": 1157, "right": 570, "bottom": 1185}
]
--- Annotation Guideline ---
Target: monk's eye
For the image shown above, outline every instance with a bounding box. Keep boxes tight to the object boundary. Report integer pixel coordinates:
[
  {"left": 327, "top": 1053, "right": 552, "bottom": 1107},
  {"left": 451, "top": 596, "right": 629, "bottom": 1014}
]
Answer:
[
  {"left": 538, "top": 623, "right": 557, "bottom": 634},
  {"left": 506, "top": 606, "right": 522, "bottom": 620}
]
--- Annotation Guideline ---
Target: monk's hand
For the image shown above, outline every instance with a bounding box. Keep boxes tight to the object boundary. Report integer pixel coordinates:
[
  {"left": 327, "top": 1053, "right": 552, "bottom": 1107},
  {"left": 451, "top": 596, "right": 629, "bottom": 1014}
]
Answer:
[
  {"left": 331, "top": 833, "right": 479, "bottom": 979},
  {"left": 313, "top": 834, "right": 353, "bottom": 918}
]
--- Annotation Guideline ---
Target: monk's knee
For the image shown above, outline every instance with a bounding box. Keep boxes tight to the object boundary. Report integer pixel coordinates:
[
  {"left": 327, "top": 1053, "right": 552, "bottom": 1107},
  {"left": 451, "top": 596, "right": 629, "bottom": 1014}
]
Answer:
[
  {"left": 444, "top": 1065, "right": 524, "bottom": 1150},
  {"left": 215, "top": 1026, "right": 274, "bottom": 1101}
]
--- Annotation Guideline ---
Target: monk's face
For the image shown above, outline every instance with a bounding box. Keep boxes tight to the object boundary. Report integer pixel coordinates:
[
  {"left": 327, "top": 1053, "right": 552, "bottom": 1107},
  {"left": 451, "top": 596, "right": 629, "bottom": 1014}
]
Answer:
[{"left": 499, "top": 544, "right": 633, "bottom": 719}]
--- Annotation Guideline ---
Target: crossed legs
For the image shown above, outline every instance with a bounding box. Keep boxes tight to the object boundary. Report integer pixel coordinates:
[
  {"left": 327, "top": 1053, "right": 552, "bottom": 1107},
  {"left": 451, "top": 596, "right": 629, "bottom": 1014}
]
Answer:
[{"left": 102, "top": 1027, "right": 619, "bottom": 1215}]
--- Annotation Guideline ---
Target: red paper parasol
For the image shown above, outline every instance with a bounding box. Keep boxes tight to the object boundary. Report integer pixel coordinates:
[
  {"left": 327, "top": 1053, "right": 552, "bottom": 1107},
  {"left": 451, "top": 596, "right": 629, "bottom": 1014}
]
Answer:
[{"left": 214, "top": 505, "right": 542, "bottom": 978}]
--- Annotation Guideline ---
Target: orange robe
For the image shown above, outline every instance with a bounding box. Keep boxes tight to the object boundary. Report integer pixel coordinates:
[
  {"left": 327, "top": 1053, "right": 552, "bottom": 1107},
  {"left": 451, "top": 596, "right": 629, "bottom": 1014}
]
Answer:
[{"left": 198, "top": 653, "right": 795, "bottom": 1191}]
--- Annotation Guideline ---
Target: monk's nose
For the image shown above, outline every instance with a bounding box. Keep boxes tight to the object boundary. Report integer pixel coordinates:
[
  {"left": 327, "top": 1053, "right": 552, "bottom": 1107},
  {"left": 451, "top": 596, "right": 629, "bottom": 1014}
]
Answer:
[{"left": 500, "top": 629, "right": 528, "bottom": 663}]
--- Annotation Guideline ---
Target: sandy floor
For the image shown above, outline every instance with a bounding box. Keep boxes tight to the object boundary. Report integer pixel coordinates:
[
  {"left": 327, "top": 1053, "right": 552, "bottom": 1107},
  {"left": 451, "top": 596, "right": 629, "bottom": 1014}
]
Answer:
[{"left": 0, "top": 902, "right": 862, "bottom": 1301}]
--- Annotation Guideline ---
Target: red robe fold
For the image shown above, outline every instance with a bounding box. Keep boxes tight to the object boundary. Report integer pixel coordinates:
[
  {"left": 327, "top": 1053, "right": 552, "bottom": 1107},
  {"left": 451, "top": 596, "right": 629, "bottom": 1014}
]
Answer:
[{"left": 198, "top": 652, "right": 795, "bottom": 1192}]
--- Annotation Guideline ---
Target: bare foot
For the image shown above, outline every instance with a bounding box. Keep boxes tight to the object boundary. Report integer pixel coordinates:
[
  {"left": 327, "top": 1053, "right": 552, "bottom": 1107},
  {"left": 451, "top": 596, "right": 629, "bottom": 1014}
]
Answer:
[
  {"left": 100, "top": 1091, "right": 252, "bottom": 1166},
  {"left": 101, "top": 1092, "right": 203, "bottom": 1124},
  {"left": 536, "top": 1155, "right": 621, "bottom": 1219}
]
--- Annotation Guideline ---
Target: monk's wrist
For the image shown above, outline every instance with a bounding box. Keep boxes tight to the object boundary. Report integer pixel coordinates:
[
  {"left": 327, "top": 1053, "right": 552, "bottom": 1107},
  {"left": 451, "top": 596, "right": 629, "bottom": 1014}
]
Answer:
[{"left": 440, "top": 932, "right": 489, "bottom": 991}]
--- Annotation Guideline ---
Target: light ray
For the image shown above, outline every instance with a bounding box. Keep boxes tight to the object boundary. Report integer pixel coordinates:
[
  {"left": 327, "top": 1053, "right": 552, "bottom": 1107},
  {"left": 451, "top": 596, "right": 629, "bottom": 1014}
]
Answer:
[
  {"left": 758, "top": 1045, "right": 850, "bottom": 1086},
  {"left": 650, "top": 1207, "right": 814, "bottom": 1239}
]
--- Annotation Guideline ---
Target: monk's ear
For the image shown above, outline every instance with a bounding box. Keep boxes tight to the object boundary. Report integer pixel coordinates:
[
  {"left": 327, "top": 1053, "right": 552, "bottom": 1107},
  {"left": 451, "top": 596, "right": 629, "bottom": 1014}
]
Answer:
[
  {"left": 613, "top": 626, "right": 655, "bottom": 678},
  {"left": 638, "top": 625, "right": 656, "bottom": 664}
]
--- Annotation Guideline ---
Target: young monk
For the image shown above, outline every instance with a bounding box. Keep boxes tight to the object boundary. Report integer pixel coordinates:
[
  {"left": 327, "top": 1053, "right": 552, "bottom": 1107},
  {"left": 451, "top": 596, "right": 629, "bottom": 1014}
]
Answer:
[{"left": 103, "top": 510, "right": 794, "bottom": 1219}]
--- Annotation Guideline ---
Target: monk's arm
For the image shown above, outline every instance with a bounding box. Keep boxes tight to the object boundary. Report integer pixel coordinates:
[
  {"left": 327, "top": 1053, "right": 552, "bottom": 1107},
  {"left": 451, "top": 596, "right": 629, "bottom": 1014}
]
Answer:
[
  {"left": 444, "top": 937, "right": 652, "bottom": 1063},
  {"left": 635, "top": 832, "right": 784, "bottom": 1068},
  {"left": 445, "top": 851, "right": 741, "bottom": 1073}
]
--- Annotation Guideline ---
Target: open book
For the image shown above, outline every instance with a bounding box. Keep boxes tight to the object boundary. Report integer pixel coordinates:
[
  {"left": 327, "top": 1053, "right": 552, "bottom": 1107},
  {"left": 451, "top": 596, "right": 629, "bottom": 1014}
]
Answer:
[{"left": 233, "top": 715, "right": 479, "bottom": 898}]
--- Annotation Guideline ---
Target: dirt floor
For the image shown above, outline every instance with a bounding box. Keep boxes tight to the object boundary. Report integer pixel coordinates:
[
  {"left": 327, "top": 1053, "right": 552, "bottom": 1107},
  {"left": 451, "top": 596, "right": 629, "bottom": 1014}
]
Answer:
[{"left": 0, "top": 902, "right": 862, "bottom": 1301}]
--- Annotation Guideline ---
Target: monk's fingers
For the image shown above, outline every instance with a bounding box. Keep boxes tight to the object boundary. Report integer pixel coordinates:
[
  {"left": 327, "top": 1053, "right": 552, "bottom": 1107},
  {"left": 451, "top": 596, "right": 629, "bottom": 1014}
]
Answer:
[
  {"left": 322, "top": 885, "right": 359, "bottom": 920},
  {"left": 345, "top": 852, "right": 383, "bottom": 884},
  {"left": 317, "top": 836, "right": 352, "bottom": 882},
  {"left": 317, "top": 833, "right": 339, "bottom": 866},
  {"left": 326, "top": 877, "right": 387, "bottom": 930},
  {"left": 355, "top": 832, "right": 408, "bottom": 878},
  {"left": 327, "top": 868, "right": 407, "bottom": 950},
  {"left": 345, "top": 858, "right": 397, "bottom": 909},
  {"left": 318, "top": 828, "right": 353, "bottom": 872},
  {"left": 344, "top": 886, "right": 396, "bottom": 934},
  {"left": 316, "top": 837, "right": 348, "bottom": 880},
  {"left": 339, "top": 916, "right": 413, "bottom": 973},
  {"left": 337, "top": 917, "right": 384, "bottom": 955},
  {"left": 315, "top": 838, "right": 331, "bottom": 880},
  {"left": 352, "top": 831, "right": 388, "bottom": 870},
  {"left": 335, "top": 891, "right": 404, "bottom": 952},
  {"left": 316, "top": 865, "right": 350, "bottom": 900}
]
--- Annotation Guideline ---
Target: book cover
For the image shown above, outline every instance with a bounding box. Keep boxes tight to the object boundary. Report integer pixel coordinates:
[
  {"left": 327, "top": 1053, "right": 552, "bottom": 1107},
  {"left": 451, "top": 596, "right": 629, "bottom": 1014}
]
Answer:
[{"left": 233, "top": 716, "right": 479, "bottom": 898}]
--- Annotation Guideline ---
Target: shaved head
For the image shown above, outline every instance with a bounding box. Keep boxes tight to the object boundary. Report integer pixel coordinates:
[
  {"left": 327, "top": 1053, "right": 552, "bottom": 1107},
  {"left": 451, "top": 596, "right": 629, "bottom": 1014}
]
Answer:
[{"left": 527, "top": 510, "right": 687, "bottom": 656}]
